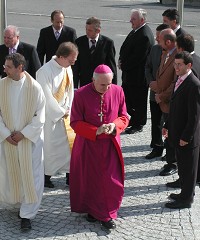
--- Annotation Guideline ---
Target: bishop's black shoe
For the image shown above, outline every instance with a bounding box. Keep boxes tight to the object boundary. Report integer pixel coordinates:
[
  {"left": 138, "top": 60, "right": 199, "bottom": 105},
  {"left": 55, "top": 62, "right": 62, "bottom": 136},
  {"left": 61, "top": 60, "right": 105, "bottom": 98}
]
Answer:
[
  {"left": 21, "top": 218, "right": 31, "bottom": 231},
  {"left": 86, "top": 214, "right": 97, "bottom": 222},
  {"left": 66, "top": 173, "right": 69, "bottom": 186},
  {"left": 101, "top": 219, "right": 116, "bottom": 229}
]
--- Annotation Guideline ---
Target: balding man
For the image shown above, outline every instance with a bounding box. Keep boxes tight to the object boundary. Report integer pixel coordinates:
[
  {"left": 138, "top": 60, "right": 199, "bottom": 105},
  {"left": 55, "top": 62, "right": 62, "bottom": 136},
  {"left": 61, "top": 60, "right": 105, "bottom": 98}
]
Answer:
[
  {"left": 150, "top": 28, "right": 177, "bottom": 176},
  {"left": 0, "top": 25, "right": 41, "bottom": 78}
]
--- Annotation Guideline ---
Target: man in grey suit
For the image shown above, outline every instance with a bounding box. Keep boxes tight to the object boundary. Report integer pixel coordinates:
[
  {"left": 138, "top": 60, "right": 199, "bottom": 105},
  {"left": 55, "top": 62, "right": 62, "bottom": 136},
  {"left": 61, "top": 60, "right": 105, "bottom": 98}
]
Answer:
[
  {"left": 0, "top": 25, "right": 41, "bottom": 79},
  {"left": 37, "top": 10, "right": 77, "bottom": 65}
]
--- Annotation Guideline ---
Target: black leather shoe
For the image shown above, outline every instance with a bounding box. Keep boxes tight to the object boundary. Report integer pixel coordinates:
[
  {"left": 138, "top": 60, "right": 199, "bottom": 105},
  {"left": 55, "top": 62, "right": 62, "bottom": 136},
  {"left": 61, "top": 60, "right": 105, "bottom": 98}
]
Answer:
[
  {"left": 101, "top": 219, "right": 116, "bottom": 229},
  {"left": 159, "top": 164, "right": 177, "bottom": 176},
  {"left": 166, "top": 179, "right": 180, "bottom": 188},
  {"left": 161, "top": 154, "right": 166, "bottom": 161},
  {"left": 44, "top": 180, "right": 54, "bottom": 188},
  {"left": 145, "top": 149, "right": 163, "bottom": 159},
  {"left": 21, "top": 218, "right": 31, "bottom": 230},
  {"left": 86, "top": 214, "right": 97, "bottom": 222},
  {"left": 125, "top": 126, "right": 143, "bottom": 134},
  {"left": 66, "top": 173, "right": 69, "bottom": 186},
  {"left": 165, "top": 200, "right": 191, "bottom": 209},
  {"left": 169, "top": 193, "right": 181, "bottom": 201}
]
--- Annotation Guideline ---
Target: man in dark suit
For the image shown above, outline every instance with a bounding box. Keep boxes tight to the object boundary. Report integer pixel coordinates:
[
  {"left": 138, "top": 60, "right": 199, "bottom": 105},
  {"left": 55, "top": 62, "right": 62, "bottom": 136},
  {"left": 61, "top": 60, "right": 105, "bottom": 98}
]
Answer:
[
  {"left": 166, "top": 33, "right": 200, "bottom": 188},
  {"left": 72, "top": 17, "right": 117, "bottom": 88},
  {"left": 164, "top": 51, "right": 200, "bottom": 209},
  {"left": 37, "top": 10, "right": 77, "bottom": 65},
  {"left": 0, "top": 25, "right": 41, "bottom": 79},
  {"left": 119, "top": 8, "right": 155, "bottom": 134},
  {"left": 162, "top": 8, "right": 186, "bottom": 37}
]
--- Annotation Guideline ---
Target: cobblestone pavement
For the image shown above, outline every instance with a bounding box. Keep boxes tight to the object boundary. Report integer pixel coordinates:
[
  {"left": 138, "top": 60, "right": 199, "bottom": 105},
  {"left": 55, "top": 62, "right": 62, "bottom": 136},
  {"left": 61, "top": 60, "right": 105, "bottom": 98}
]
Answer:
[{"left": 1, "top": 110, "right": 200, "bottom": 240}]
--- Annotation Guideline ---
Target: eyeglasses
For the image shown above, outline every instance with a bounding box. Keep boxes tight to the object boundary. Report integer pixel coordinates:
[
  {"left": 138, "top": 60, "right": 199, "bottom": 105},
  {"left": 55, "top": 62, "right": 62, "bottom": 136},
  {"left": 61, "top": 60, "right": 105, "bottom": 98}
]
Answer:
[
  {"left": 3, "top": 64, "right": 13, "bottom": 69},
  {"left": 173, "top": 62, "right": 185, "bottom": 68}
]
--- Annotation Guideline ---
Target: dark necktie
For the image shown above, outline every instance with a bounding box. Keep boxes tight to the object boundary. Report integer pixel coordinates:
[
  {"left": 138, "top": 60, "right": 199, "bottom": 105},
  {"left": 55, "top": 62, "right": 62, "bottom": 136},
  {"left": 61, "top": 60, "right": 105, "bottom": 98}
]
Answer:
[{"left": 90, "top": 39, "right": 96, "bottom": 54}]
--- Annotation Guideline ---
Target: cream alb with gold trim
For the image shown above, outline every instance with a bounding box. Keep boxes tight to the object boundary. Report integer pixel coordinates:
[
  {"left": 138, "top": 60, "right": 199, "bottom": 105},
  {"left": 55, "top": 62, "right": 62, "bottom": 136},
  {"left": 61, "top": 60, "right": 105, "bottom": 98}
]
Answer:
[
  {"left": 36, "top": 56, "right": 74, "bottom": 175},
  {"left": 0, "top": 72, "right": 45, "bottom": 207}
]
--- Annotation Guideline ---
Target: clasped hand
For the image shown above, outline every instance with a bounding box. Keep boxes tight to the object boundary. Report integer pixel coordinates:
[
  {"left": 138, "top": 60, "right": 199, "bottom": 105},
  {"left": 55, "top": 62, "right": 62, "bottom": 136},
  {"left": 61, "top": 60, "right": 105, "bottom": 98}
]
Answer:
[
  {"left": 6, "top": 131, "right": 24, "bottom": 146},
  {"left": 96, "top": 123, "right": 116, "bottom": 135}
]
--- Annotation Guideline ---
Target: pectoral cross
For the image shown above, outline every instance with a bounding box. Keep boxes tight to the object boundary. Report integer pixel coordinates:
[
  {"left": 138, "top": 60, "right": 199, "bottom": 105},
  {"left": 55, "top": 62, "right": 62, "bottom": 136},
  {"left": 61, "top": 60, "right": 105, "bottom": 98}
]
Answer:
[
  {"left": 98, "top": 112, "right": 104, "bottom": 122},
  {"left": 98, "top": 95, "right": 104, "bottom": 122}
]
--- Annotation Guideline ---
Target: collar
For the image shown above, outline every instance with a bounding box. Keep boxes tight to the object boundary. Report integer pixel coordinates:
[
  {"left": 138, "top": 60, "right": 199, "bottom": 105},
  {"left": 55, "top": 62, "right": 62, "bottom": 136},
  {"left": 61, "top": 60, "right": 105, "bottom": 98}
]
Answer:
[
  {"left": 10, "top": 40, "right": 19, "bottom": 51},
  {"left": 178, "top": 69, "right": 192, "bottom": 81},
  {"left": 52, "top": 26, "right": 62, "bottom": 34},
  {"left": 168, "top": 47, "right": 176, "bottom": 56},
  {"left": 134, "top": 23, "right": 146, "bottom": 32},
  {"left": 88, "top": 34, "right": 99, "bottom": 44},
  {"left": 173, "top": 25, "right": 181, "bottom": 34}
]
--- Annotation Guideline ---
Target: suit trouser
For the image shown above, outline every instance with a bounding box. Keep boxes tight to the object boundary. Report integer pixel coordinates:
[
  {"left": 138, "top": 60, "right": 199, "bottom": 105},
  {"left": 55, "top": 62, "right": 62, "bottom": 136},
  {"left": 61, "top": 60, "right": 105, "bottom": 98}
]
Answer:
[
  {"left": 149, "top": 101, "right": 164, "bottom": 148},
  {"left": 163, "top": 113, "right": 176, "bottom": 165},
  {"left": 122, "top": 83, "right": 148, "bottom": 127},
  {"left": 176, "top": 146, "right": 199, "bottom": 202}
]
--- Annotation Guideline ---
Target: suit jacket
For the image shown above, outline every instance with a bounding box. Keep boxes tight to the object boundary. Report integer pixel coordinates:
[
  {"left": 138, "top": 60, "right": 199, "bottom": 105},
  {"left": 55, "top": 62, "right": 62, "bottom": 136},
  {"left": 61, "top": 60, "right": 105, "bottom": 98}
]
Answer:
[
  {"left": 37, "top": 25, "right": 77, "bottom": 65},
  {"left": 176, "top": 27, "right": 187, "bottom": 37},
  {"left": 168, "top": 72, "right": 200, "bottom": 148},
  {"left": 0, "top": 42, "right": 41, "bottom": 79},
  {"left": 192, "top": 53, "right": 200, "bottom": 79},
  {"left": 119, "top": 24, "right": 155, "bottom": 86},
  {"left": 154, "top": 49, "right": 177, "bottom": 113},
  {"left": 145, "top": 44, "right": 163, "bottom": 101},
  {"left": 72, "top": 34, "right": 117, "bottom": 88}
]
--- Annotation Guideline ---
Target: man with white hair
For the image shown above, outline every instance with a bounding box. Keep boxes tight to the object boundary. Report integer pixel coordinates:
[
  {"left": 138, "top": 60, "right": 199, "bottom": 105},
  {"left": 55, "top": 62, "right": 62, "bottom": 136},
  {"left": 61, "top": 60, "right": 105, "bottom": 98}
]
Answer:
[
  {"left": 119, "top": 8, "right": 155, "bottom": 134},
  {"left": 0, "top": 25, "right": 41, "bottom": 78},
  {"left": 70, "top": 64, "right": 129, "bottom": 229}
]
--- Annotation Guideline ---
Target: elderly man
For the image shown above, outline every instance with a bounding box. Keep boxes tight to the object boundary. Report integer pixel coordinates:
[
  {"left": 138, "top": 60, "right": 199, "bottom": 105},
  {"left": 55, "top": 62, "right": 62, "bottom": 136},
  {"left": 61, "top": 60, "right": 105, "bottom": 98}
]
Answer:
[
  {"left": 0, "top": 53, "right": 45, "bottom": 230},
  {"left": 36, "top": 42, "right": 78, "bottom": 188},
  {"left": 0, "top": 25, "right": 41, "bottom": 78},
  {"left": 119, "top": 8, "right": 155, "bottom": 134},
  {"left": 70, "top": 64, "right": 129, "bottom": 229}
]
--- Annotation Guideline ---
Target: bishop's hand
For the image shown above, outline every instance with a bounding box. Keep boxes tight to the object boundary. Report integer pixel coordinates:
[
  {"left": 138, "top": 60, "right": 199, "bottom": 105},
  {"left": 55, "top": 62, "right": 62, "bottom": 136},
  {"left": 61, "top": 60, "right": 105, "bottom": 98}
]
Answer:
[{"left": 104, "top": 123, "right": 116, "bottom": 135}]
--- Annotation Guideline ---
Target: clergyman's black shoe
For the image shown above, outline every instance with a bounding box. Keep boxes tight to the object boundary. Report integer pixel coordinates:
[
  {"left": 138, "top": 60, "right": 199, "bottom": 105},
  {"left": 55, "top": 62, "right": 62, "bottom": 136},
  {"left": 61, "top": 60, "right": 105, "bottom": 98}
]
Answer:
[
  {"left": 125, "top": 126, "right": 143, "bottom": 134},
  {"left": 169, "top": 193, "right": 181, "bottom": 201},
  {"left": 66, "top": 173, "right": 69, "bottom": 186},
  {"left": 166, "top": 179, "right": 180, "bottom": 188},
  {"left": 145, "top": 149, "right": 163, "bottom": 159},
  {"left": 86, "top": 214, "right": 97, "bottom": 222},
  {"left": 165, "top": 200, "right": 192, "bottom": 209},
  {"left": 21, "top": 218, "right": 31, "bottom": 230},
  {"left": 159, "top": 164, "right": 177, "bottom": 176},
  {"left": 44, "top": 180, "right": 54, "bottom": 188},
  {"left": 101, "top": 219, "right": 116, "bottom": 229}
]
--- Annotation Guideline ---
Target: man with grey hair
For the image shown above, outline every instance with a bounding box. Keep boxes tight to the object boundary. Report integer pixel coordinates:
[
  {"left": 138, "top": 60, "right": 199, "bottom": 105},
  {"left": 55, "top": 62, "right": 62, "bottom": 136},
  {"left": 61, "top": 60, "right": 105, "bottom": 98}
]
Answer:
[
  {"left": 0, "top": 25, "right": 41, "bottom": 78},
  {"left": 73, "top": 16, "right": 117, "bottom": 88},
  {"left": 119, "top": 8, "right": 155, "bottom": 134}
]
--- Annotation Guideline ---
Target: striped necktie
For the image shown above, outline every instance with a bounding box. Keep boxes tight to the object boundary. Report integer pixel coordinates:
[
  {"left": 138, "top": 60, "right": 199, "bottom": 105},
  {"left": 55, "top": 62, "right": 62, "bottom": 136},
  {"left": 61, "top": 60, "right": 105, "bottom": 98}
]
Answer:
[{"left": 90, "top": 39, "right": 96, "bottom": 54}]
